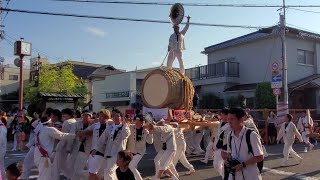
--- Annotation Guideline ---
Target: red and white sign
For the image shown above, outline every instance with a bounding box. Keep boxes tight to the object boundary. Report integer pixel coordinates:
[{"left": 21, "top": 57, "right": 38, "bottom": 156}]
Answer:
[
  {"left": 272, "top": 62, "right": 279, "bottom": 71},
  {"left": 273, "top": 88, "right": 281, "bottom": 96},
  {"left": 173, "top": 110, "right": 192, "bottom": 121}
]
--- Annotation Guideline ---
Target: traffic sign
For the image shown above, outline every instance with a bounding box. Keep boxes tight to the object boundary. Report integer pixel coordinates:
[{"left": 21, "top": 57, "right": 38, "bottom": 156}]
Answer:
[
  {"left": 271, "top": 71, "right": 282, "bottom": 89},
  {"left": 273, "top": 88, "right": 281, "bottom": 96},
  {"left": 272, "top": 62, "right": 279, "bottom": 70}
]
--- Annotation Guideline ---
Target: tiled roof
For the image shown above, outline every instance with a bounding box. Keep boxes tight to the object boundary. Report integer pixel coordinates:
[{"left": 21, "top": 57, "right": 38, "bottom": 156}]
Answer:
[
  {"left": 39, "top": 92, "right": 84, "bottom": 98},
  {"left": 224, "top": 83, "right": 258, "bottom": 92},
  {"left": 203, "top": 26, "right": 320, "bottom": 53},
  {"left": 288, "top": 74, "right": 320, "bottom": 89}
]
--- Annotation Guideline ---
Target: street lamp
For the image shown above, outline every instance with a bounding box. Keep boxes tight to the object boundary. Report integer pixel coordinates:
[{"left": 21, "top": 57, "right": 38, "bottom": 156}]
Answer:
[{"left": 14, "top": 38, "right": 32, "bottom": 111}]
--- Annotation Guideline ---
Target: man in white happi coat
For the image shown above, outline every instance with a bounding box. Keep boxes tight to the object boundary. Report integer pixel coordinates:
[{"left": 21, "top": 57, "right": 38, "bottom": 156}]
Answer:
[
  {"left": 0, "top": 120, "right": 7, "bottom": 180},
  {"left": 170, "top": 122, "right": 195, "bottom": 175},
  {"left": 200, "top": 115, "right": 220, "bottom": 164},
  {"left": 127, "top": 117, "right": 153, "bottom": 180},
  {"left": 51, "top": 108, "right": 77, "bottom": 179},
  {"left": 80, "top": 109, "right": 112, "bottom": 180},
  {"left": 297, "top": 110, "right": 314, "bottom": 152},
  {"left": 69, "top": 111, "right": 93, "bottom": 180},
  {"left": 149, "top": 119, "right": 178, "bottom": 180},
  {"left": 33, "top": 117, "right": 76, "bottom": 180},
  {"left": 214, "top": 109, "right": 230, "bottom": 179},
  {"left": 167, "top": 16, "right": 190, "bottom": 75},
  {"left": 277, "top": 114, "right": 303, "bottom": 167},
  {"left": 20, "top": 118, "right": 39, "bottom": 180},
  {"left": 94, "top": 111, "right": 130, "bottom": 180}
]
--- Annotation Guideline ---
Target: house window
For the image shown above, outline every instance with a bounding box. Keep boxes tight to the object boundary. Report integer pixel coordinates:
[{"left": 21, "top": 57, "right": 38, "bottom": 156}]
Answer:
[
  {"left": 297, "top": 49, "right": 314, "bottom": 65},
  {"left": 9, "top": 75, "right": 18, "bottom": 81}
]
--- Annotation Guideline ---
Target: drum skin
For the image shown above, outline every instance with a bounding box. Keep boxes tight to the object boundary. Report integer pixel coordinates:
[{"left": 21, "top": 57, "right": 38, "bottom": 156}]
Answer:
[{"left": 141, "top": 69, "right": 194, "bottom": 110}]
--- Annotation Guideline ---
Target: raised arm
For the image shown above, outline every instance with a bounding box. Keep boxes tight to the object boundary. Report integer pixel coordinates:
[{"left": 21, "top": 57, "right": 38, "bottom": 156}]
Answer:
[
  {"left": 145, "top": 129, "right": 153, "bottom": 144},
  {"left": 180, "top": 16, "right": 190, "bottom": 35}
]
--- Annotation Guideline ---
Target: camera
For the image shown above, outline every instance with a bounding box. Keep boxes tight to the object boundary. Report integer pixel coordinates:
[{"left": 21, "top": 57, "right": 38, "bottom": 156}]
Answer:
[
  {"left": 226, "top": 158, "right": 241, "bottom": 176},
  {"left": 162, "top": 143, "right": 167, "bottom": 150}
]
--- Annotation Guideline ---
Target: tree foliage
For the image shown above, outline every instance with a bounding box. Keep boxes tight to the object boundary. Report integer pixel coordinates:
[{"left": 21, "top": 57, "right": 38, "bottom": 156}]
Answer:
[
  {"left": 199, "top": 93, "right": 224, "bottom": 109},
  {"left": 227, "top": 94, "right": 246, "bottom": 108},
  {"left": 24, "top": 62, "right": 88, "bottom": 105},
  {"left": 255, "top": 82, "right": 276, "bottom": 109}
]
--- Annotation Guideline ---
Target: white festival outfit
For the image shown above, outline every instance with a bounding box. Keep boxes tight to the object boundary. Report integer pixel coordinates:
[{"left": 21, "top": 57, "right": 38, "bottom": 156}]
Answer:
[
  {"left": 33, "top": 119, "right": 76, "bottom": 180},
  {"left": 127, "top": 124, "right": 153, "bottom": 180},
  {"left": 171, "top": 123, "right": 195, "bottom": 174},
  {"left": 213, "top": 121, "right": 230, "bottom": 178},
  {"left": 51, "top": 118, "right": 77, "bottom": 179},
  {"left": 20, "top": 121, "right": 39, "bottom": 180},
  {"left": 167, "top": 21, "right": 190, "bottom": 74},
  {"left": 226, "top": 126, "right": 264, "bottom": 180},
  {"left": 277, "top": 121, "right": 303, "bottom": 166},
  {"left": 86, "top": 122, "right": 111, "bottom": 177},
  {"left": 0, "top": 121, "right": 7, "bottom": 180},
  {"left": 153, "top": 123, "right": 178, "bottom": 180},
  {"left": 202, "top": 120, "right": 219, "bottom": 163},
  {"left": 297, "top": 116, "right": 314, "bottom": 151},
  {"left": 96, "top": 123, "right": 130, "bottom": 180},
  {"left": 70, "top": 120, "right": 93, "bottom": 180},
  {"left": 192, "top": 128, "right": 205, "bottom": 155}
]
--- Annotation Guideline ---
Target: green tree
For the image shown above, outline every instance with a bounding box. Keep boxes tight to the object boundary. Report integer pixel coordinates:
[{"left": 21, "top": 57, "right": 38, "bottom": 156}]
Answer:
[
  {"left": 24, "top": 62, "right": 88, "bottom": 107},
  {"left": 227, "top": 94, "right": 246, "bottom": 108},
  {"left": 255, "top": 82, "right": 276, "bottom": 109},
  {"left": 199, "top": 93, "right": 224, "bottom": 109}
]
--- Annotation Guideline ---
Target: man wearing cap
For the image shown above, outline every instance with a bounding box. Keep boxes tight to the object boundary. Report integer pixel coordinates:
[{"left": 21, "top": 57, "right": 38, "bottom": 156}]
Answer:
[
  {"left": 167, "top": 16, "right": 190, "bottom": 75},
  {"left": 149, "top": 119, "right": 178, "bottom": 180},
  {"left": 127, "top": 117, "right": 153, "bottom": 180},
  {"left": 170, "top": 121, "right": 195, "bottom": 175},
  {"left": 69, "top": 111, "right": 93, "bottom": 180}
]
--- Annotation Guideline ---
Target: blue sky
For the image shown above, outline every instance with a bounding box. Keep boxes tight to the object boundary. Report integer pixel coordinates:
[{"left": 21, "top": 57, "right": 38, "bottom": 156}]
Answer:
[{"left": 2, "top": 0, "right": 320, "bottom": 71}]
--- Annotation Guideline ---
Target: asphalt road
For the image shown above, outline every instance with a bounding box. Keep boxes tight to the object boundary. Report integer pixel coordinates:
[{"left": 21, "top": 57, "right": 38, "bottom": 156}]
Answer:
[{"left": 4, "top": 143, "right": 320, "bottom": 180}]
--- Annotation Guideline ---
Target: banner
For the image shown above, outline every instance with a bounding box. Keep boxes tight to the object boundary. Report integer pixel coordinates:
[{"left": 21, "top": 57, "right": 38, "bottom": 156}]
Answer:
[
  {"left": 173, "top": 110, "right": 192, "bottom": 121},
  {"left": 142, "top": 107, "right": 168, "bottom": 119}
]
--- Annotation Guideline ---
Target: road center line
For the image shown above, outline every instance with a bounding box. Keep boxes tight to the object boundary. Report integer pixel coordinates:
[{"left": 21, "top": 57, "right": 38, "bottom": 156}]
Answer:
[{"left": 263, "top": 167, "right": 319, "bottom": 180}]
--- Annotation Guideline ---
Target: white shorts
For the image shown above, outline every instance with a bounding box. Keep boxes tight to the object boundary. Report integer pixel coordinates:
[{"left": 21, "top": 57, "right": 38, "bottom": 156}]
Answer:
[{"left": 88, "top": 155, "right": 105, "bottom": 174}]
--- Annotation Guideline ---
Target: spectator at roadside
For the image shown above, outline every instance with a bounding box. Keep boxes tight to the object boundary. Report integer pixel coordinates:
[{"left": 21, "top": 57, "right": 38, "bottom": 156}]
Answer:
[{"left": 116, "top": 150, "right": 135, "bottom": 180}]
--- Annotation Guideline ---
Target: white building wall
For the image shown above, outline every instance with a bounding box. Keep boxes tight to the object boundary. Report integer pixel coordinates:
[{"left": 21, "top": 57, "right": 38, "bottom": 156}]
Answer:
[
  {"left": 207, "top": 37, "right": 282, "bottom": 85},
  {"left": 92, "top": 72, "right": 137, "bottom": 113},
  {"left": 286, "top": 37, "right": 316, "bottom": 83}
]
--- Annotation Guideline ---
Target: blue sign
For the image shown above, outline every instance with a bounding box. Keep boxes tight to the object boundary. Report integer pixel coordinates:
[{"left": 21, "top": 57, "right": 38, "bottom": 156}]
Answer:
[{"left": 272, "top": 74, "right": 282, "bottom": 82}]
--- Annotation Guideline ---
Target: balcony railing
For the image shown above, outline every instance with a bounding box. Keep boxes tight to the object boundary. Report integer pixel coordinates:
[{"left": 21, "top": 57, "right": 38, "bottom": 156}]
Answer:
[{"left": 185, "top": 61, "right": 240, "bottom": 80}]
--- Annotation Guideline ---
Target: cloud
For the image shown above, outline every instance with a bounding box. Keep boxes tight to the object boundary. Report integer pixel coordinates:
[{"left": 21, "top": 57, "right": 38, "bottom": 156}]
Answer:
[
  {"left": 151, "top": 61, "right": 161, "bottom": 65},
  {"left": 83, "top": 26, "right": 106, "bottom": 37}
]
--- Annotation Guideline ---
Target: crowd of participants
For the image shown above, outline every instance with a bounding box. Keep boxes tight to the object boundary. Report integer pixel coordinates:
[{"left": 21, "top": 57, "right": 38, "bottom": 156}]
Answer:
[{"left": 0, "top": 107, "right": 316, "bottom": 180}]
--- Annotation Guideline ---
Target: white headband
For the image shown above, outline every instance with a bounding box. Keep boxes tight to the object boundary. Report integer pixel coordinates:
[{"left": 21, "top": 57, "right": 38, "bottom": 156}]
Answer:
[{"left": 42, "top": 118, "right": 52, "bottom": 125}]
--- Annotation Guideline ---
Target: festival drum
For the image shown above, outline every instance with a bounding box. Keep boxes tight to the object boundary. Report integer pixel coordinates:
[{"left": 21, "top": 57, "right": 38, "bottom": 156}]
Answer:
[{"left": 141, "top": 69, "right": 194, "bottom": 110}]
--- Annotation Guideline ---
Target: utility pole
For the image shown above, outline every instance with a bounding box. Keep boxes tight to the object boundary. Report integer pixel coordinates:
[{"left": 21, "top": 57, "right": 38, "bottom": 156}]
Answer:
[{"left": 279, "top": 0, "right": 289, "bottom": 116}]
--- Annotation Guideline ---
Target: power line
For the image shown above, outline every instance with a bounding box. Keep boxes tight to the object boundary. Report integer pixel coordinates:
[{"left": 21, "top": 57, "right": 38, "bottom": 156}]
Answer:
[
  {"left": 289, "top": 7, "right": 320, "bottom": 14},
  {"left": 0, "top": 8, "right": 266, "bottom": 29},
  {"left": 3, "top": 0, "right": 11, "bottom": 20},
  {"left": 50, "top": 0, "right": 320, "bottom": 8}
]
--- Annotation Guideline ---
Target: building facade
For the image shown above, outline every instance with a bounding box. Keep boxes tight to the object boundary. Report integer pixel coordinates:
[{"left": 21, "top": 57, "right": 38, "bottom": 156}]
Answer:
[
  {"left": 186, "top": 26, "right": 320, "bottom": 109},
  {"left": 92, "top": 68, "right": 161, "bottom": 113}
]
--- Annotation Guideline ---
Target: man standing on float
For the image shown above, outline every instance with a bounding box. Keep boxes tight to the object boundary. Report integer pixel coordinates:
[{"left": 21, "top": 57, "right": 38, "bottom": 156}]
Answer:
[{"left": 167, "top": 16, "right": 190, "bottom": 75}]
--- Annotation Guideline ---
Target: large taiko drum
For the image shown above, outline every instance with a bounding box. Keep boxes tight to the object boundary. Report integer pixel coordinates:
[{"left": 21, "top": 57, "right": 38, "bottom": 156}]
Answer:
[{"left": 141, "top": 69, "right": 194, "bottom": 110}]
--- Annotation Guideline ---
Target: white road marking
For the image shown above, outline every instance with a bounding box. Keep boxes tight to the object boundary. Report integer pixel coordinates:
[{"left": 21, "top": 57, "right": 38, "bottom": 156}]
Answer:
[{"left": 263, "top": 167, "right": 320, "bottom": 180}]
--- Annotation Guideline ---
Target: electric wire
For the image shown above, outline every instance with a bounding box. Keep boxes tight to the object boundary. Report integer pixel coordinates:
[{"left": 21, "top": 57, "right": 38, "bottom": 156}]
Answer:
[
  {"left": 50, "top": 0, "right": 320, "bottom": 8},
  {"left": 0, "top": 8, "right": 266, "bottom": 29}
]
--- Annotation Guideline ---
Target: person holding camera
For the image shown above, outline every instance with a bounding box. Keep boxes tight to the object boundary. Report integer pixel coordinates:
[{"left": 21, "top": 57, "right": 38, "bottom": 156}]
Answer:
[
  {"left": 277, "top": 114, "right": 303, "bottom": 167},
  {"left": 149, "top": 119, "right": 179, "bottom": 180},
  {"left": 222, "top": 108, "right": 264, "bottom": 180}
]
